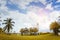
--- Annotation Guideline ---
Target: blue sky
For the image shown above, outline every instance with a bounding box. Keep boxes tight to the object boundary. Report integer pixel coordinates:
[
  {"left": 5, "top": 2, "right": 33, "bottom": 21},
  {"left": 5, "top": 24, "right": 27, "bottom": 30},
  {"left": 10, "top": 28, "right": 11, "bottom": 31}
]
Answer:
[{"left": 0, "top": 0, "right": 60, "bottom": 33}]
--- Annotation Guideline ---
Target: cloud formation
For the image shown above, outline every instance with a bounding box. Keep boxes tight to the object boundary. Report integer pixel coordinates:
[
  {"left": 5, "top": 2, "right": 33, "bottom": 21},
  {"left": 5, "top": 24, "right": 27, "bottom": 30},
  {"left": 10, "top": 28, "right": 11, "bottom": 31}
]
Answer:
[{"left": 0, "top": 0, "right": 60, "bottom": 33}]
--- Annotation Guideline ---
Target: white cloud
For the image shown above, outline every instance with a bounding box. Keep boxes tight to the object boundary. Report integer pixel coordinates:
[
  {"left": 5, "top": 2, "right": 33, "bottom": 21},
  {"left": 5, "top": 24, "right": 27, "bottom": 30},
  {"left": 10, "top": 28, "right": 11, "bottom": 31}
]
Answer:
[
  {"left": 39, "top": 0, "right": 46, "bottom": 5},
  {"left": 1, "top": 0, "right": 60, "bottom": 33},
  {"left": 1, "top": 10, "right": 41, "bottom": 33},
  {"left": 45, "top": 3, "right": 53, "bottom": 10},
  {"left": 0, "top": 0, "right": 9, "bottom": 16},
  {"left": 57, "top": 0, "right": 60, "bottom": 2},
  {"left": 49, "top": 11, "right": 60, "bottom": 22},
  {"left": 10, "top": 0, "right": 47, "bottom": 9},
  {"left": 10, "top": 0, "right": 35, "bottom": 9},
  {"left": 27, "top": 5, "right": 60, "bottom": 32},
  {"left": 0, "top": 0, "right": 6, "bottom": 6}
]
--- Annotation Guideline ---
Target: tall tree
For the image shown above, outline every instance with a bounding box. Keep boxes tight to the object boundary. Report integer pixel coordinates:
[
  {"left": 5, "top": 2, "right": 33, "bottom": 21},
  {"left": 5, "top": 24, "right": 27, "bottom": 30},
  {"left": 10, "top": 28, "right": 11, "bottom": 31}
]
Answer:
[
  {"left": 20, "top": 28, "right": 29, "bottom": 35},
  {"left": 33, "top": 27, "right": 38, "bottom": 35},
  {"left": 29, "top": 27, "right": 33, "bottom": 35},
  {"left": 29, "top": 27, "right": 38, "bottom": 35},
  {"left": 3, "top": 18, "right": 15, "bottom": 33},
  {"left": 20, "top": 28, "right": 25, "bottom": 35},
  {"left": 50, "top": 21, "right": 60, "bottom": 35}
]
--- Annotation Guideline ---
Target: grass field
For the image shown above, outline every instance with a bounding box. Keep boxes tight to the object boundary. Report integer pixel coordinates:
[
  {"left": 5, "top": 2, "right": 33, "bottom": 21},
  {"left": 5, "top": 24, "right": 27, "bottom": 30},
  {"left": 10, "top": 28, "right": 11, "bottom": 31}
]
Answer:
[{"left": 0, "top": 33, "right": 60, "bottom": 40}]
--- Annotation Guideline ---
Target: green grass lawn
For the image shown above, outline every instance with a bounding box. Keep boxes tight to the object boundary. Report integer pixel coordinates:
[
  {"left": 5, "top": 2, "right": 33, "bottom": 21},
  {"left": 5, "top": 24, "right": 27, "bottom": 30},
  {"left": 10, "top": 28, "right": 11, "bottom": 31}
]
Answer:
[{"left": 0, "top": 33, "right": 60, "bottom": 40}]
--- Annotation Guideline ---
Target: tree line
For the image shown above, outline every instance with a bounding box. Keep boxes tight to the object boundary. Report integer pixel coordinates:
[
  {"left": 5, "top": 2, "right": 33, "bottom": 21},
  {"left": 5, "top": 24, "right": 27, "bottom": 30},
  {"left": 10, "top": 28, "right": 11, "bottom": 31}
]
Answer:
[
  {"left": 0, "top": 17, "right": 60, "bottom": 36},
  {"left": 20, "top": 27, "right": 38, "bottom": 35}
]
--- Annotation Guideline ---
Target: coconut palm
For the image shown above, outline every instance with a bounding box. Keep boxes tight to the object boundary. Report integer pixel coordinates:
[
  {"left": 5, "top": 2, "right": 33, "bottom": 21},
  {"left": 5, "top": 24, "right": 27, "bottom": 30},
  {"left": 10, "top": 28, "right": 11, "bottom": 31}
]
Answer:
[
  {"left": 0, "top": 28, "right": 2, "bottom": 33},
  {"left": 3, "top": 18, "right": 15, "bottom": 33}
]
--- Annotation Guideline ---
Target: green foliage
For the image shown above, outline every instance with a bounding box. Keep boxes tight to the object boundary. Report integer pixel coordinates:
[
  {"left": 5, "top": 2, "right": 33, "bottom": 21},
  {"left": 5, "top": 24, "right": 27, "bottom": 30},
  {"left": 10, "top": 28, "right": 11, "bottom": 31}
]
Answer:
[
  {"left": 50, "top": 21, "right": 60, "bottom": 30},
  {"left": 20, "top": 27, "right": 38, "bottom": 35},
  {"left": 3, "top": 18, "right": 15, "bottom": 33},
  {"left": 50, "top": 21, "right": 60, "bottom": 35}
]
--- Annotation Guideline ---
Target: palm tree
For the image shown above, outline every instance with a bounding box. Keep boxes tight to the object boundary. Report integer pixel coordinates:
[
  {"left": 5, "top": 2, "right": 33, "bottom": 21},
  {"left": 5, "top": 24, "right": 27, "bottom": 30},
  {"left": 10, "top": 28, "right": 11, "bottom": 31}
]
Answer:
[
  {"left": 3, "top": 18, "right": 15, "bottom": 33},
  {"left": 0, "top": 28, "right": 2, "bottom": 33}
]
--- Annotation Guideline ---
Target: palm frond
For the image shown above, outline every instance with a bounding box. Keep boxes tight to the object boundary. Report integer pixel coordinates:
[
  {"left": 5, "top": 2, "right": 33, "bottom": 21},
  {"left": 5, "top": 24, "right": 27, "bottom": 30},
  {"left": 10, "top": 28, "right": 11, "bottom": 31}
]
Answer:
[
  {"left": 3, "top": 26, "right": 7, "bottom": 31},
  {"left": 3, "top": 18, "right": 15, "bottom": 33},
  {"left": 4, "top": 20, "right": 8, "bottom": 21},
  {"left": 2, "top": 23, "right": 7, "bottom": 24},
  {"left": 11, "top": 21, "right": 15, "bottom": 23}
]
